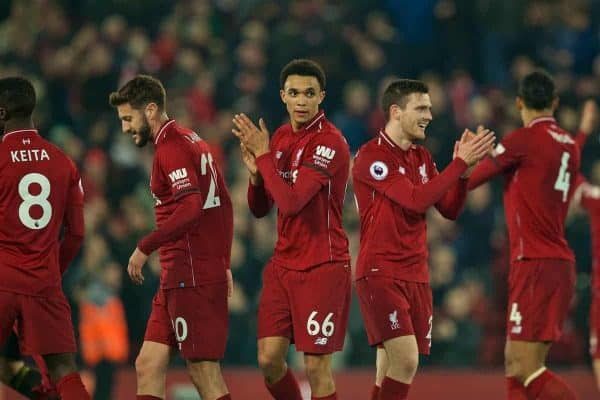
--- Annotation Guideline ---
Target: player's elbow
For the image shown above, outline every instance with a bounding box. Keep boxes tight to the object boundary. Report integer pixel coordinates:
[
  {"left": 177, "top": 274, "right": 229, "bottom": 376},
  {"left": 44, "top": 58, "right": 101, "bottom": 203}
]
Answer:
[
  {"left": 466, "top": 179, "right": 481, "bottom": 191},
  {"left": 65, "top": 233, "right": 84, "bottom": 251}
]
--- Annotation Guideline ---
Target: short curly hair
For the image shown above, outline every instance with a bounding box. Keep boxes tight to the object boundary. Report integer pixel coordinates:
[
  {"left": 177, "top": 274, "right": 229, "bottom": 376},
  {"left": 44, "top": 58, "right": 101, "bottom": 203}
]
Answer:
[
  {"left": 280, "top": 59, "right": 326, "bottom": 91},
  {"left": 108, "top": 75, "right": 166, "bottom": 110}
]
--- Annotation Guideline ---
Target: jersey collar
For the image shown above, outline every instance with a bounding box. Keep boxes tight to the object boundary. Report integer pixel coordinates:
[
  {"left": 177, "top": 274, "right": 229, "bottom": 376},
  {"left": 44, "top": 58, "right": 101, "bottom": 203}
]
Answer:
[
  {"left": 2, "top": 129, "right": 39, "bottom": 142},
  {"left": 154, "top": 119, "right": 176, "bottom": 145},
  {"left": 295, "top": 110, "right": 326, "bottom": 134},
  {"left": 378, "top": 129, "right": 415, "bottom": 155},
  {"left": 527, "top": 116, "right": 556, "bottom": 128}
]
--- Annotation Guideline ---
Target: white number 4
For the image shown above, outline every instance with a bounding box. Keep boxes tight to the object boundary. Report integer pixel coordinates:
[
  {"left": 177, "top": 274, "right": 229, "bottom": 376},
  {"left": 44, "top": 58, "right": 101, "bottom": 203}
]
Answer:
[
  {"left": 510, "top": 302, "right": 522, "bottom": 326},
  {"left": 554, "top": 152, "right": 571, "bottom": 203},
  {"left": 307, "top": 311, "right": 335, "bottom": 337}
]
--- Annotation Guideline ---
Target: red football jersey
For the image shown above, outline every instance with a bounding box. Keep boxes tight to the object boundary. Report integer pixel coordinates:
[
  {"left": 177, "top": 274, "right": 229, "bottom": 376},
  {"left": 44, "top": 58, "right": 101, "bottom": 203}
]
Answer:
[
  {"left": 248, "top": 111, "right": 350, "bottom": 270},
  {"left": 148, "top": 120, "right": 233, "bottom": 289},
  {"left": 353, "top": 130, "right": 468, "bottom": 282},
  {"left": 577, "top": 182, "right": 600, "bottom": 290},
  {"left": 469, "top": 117, "right": 580, "bottom": 262},
  {"left": 0, "top": 129, "right": 84, "bottom": 295}
]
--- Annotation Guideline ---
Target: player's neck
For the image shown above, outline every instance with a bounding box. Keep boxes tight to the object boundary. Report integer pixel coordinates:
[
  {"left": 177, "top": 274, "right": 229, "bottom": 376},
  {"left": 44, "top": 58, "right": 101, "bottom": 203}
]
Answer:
[
  {"left": 521, "top": 109, "right": 554, "bottom": 127},
  {"left": 384, "top": 121, "right": 413, "bottom": 151},
  {"left": 150, "top": 113, "right": 171, "bottom": 140},
  {"left": 3, "top": 118, "right": 35, "bottom": 135}
]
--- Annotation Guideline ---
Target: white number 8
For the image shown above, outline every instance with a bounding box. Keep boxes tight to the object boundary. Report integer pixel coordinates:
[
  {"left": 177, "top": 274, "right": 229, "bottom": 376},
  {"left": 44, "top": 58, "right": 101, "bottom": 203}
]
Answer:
[
  {"left": 307, "top": 311, "right": 335, "bottom": 337},
  {"left": 18, "top": 173, "right": 52, "bottom": 230}
]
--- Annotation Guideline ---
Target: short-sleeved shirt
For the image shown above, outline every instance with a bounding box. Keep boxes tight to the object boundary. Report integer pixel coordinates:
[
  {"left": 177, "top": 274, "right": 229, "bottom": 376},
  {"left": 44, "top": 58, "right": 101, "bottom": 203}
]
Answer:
[
  {"left": 0, "top": 129, "right": 83, "bottom": 296},
  {"left": 352, "top": 130, "right": 446, "bottom": 283},
  {"left": 150, "top": 120, "right": 233, "bottom": 289},
  {"left": 475, "top": 117, "right": 579, "bottom": 262},
  {"left": 263, "top": 111, "right": 351, "bottom": 270}
]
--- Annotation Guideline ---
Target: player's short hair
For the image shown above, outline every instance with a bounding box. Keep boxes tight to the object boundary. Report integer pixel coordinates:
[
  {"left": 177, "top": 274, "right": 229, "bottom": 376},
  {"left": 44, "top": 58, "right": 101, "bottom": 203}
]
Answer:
[
  {"left": 518, "top": 70, "right": 556, "bottom": 111},
  {"left": 108, "top": 75, "right": 166, "bottom": 110},
  {"left": 382, "top": 79, "right": 429, "bottom": 120},
  {"left": 0, "top": 77, "right": 36, "bottom": 120},
  {"left": 280, "top": 59, "right": 326, "bottom": 91}
]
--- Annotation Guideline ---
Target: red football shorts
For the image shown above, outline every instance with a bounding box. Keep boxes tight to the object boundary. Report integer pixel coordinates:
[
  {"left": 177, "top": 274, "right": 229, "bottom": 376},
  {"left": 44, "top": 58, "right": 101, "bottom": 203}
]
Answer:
[
  {"left": 0, "top": 289, "right": 76, "bottom": 355},
  {"left": 257, "top": 261, "right": 351, "bottom": 354},
  {"left": 144, "top": 282, "right": 228, "bottom": 360},
  {"left": 590, "top": 284, "right": 600, "bottom": 359},
  {"left": 356, "top": 276, "right": 433, "bottom": 355},
  {"left": 507, "top": 259, "right": 575, "bottom": 342}
]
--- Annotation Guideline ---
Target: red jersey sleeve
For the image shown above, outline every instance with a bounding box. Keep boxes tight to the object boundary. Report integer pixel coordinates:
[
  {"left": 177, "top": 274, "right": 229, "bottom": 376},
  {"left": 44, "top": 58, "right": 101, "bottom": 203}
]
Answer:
[
  {"left": 582, "top": 184, "right": 600, "bottom": 209},
  {"left": 255, "top": 133, "right": 349, "bottom": 217},
  {"left": 573, "top": 174, "right": 600, "bottom": 210},
  {"left": 59, "top": 162, "right": 85, "bottom": 273},
  {"left": 157, "top": 140, "right": 203, "bottom": 200},
  {"left": 138, "top": 140, "right": 206, "bottom": 255},
  {"left": 428, "top": 154, "right": 468, "bottom": 220},
  {"left": 574, "top": 131, "right": 587, "bottom": 153},
  {"left": 353, "top": 150, "right": 468, "bottom": 214},
  {"left": 247, "top": 179, "right": 274, "bottom": 218},
  {"left": 468, "top": 129, "right": 527, "bottom": 190},
  {"left": 138, "top": 193, "right": 203, "bottom": 255}
]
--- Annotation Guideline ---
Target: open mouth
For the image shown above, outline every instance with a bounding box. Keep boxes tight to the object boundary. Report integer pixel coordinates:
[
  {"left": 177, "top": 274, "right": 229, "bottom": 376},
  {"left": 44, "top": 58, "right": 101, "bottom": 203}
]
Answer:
[{"left": 417, "top": 121, "right": 429, "bottom": 129}]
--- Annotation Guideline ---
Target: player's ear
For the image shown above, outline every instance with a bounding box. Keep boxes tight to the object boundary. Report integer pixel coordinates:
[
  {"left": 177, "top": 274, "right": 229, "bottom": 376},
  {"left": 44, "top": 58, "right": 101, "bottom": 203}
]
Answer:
[
  {"left": 552, "top": 96, "right": 559, "bottom": 111},
  {"left": 318, "top": 90, "right": 326, "bottom": 105},
  {"left": 280, "top": 89, "right": 286, "bottom": 105},
  {"left": 515, "top": 97, "right": 524, "bottom": 111},
  {"left": 389, "top": 104, "right": 401, "bottom": 120},
  {"left": 145, "top": 102, "right": 159, "bottom": 119}
]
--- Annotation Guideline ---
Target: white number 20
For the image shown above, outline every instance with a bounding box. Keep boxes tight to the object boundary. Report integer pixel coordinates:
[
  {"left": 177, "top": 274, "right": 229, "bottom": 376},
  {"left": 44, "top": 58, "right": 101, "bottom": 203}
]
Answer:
[
  {"left": 200, "top": 153, "right": 221, "bottom": 209},
  {"left": 554, "top": 152, "right": 571, "bottom": 202},
  {"left": 18, "top": 173, "right": 52, "bottom": 230},
  {"left": 307, "top": 311, "right": 335, "bottom": 337}
]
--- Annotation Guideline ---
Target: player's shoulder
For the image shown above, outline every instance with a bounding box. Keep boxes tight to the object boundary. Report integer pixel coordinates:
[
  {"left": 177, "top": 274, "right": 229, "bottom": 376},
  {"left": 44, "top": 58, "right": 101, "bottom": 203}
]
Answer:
[
  {"left": 504, "top": 126, "right": 530, "bottom": 139},
  {"left": 272, "top": 123, "right": 291, "bottom": 139},
  {"left": 157, "top": 123, "right": 204, "bottom": 152},
  {"left": 313, "top": 120, "right": 349, "bottom": 150},
  {"left": 39, "top": 137, "right": 78, "bottom": 169},
  {"left": 354, "top": 136, "right": 391, "bottom": 166}
]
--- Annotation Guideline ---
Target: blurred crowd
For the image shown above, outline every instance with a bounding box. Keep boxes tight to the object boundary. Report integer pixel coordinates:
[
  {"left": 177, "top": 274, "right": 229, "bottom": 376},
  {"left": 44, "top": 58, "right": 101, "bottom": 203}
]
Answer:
[{"left": 2, "top": 0, "right": 600, "bottom": 396}]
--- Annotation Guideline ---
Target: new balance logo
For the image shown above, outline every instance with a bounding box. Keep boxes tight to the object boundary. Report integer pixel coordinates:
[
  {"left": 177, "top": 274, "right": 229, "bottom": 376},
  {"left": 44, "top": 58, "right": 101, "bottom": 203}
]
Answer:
[
  {"left": 511, "top": 326, "right": 522, "bottom": 334},
  {"left": 389, "top": 310, "right": 400, "bottom": 330},
  {"left": 168, "top": 168, "right": 188, "bottom": 182},
  {"left": 315, "top": 146, "right": 336, "bottom": 160},
  {"left": 314, "top": 337, "right": 328, "bottom": 345}
]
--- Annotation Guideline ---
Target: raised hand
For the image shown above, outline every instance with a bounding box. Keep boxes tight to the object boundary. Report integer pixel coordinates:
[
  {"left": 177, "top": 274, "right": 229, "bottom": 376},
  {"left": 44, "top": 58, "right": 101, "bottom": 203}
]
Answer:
[
  {"left": 579, "top": 99, "right": 598, "bottom": 136},
  {"left": 232, "top": 113, "right": 270, "bottom": 157},
  {"left": 240, "top": 142, "right": 258, "bottom": 175},
  {"left": 456, "top": 128, "right": 496, "bottom": 167},
  {"left": 240, "top": 142, "right": 263, "bottom": 185}
]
